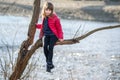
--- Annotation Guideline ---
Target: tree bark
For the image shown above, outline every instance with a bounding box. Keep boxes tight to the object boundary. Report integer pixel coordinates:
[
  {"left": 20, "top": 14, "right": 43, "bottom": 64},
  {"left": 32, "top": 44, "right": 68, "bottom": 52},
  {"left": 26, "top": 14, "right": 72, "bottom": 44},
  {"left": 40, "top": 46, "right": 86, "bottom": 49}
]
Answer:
[
  {"left": 9, "top": 0, "right": 41, "bottom": 80},
  {"left": 9, "top": 0, "right": 120, "bottom": 79}
]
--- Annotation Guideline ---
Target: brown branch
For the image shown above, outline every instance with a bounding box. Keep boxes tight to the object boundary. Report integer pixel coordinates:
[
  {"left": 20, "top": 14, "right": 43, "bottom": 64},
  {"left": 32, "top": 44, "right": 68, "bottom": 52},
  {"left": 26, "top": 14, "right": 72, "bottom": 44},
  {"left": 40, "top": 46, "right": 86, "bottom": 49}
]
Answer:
[
  {"left": 75, "top": 25, "right": 120, "bottom": 41},
  {"left": 56, "top": 24, "right": 120, "bottom": 45}
]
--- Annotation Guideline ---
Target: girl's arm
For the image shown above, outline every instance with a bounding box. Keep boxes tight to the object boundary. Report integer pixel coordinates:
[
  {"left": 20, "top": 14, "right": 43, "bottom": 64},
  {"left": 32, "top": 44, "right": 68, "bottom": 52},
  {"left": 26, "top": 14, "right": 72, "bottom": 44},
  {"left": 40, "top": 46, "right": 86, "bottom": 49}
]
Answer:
[
  {"left": 36, "top": 23, "right": 42, "bottom": 29},
  {"left": 56, "top": 18, "right": 63, "bottom": 40}
]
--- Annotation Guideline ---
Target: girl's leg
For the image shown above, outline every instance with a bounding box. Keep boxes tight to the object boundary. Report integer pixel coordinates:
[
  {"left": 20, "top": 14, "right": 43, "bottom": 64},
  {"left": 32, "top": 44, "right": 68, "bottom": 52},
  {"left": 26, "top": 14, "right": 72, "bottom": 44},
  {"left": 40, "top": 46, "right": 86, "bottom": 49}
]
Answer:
[
  {"left": 44, "top": 35, "right": 50, "bottom": 62},
  {"left": 47, "top": 35, "right": 58, "bottom": 66}
]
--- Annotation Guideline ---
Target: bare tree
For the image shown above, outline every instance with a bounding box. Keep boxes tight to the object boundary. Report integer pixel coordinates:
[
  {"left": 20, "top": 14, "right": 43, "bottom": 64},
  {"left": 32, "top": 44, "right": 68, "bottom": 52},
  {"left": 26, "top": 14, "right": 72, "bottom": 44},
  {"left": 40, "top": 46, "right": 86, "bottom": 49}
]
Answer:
[{"left": 8, "top": 0, "right": 120, "bottom": 80}]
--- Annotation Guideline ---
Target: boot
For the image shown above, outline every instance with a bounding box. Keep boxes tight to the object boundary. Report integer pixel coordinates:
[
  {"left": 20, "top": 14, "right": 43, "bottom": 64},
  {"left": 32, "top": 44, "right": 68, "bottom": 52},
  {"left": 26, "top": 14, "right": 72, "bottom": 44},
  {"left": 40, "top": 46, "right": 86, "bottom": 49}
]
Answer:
[
  {"left": 46, "top": 64, "right": 55, "bottom": 72},
  {"left": 46, "top": 66, "right": 51, "bottom": 72},
  {"left": 50, "top": 64, "right": 54, "bottom": 69}
]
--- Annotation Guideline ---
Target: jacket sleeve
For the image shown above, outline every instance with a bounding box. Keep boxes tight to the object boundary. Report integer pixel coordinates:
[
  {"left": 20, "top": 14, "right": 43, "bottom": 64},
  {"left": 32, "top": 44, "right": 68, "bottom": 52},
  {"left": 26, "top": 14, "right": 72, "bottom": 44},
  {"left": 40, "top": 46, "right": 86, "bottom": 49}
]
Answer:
[
  {"left": 55, "top": 18, "right": 63, "bottom": 39},
  {"left": 36, "top": 23, "right": 42, "bottom": 29}
]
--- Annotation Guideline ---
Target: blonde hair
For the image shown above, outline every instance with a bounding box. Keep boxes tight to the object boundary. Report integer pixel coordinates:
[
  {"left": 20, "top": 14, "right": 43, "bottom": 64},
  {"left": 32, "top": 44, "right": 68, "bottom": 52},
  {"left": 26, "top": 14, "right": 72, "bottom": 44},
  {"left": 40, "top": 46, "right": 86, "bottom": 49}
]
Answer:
[{"left": 41, "top": 2, "right": 54, "bottom": 19}]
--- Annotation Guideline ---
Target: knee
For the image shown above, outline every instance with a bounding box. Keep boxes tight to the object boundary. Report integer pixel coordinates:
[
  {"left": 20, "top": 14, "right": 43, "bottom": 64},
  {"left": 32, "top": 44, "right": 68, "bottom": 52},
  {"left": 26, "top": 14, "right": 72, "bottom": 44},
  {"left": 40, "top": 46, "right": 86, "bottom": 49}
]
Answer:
[{"left": 49, "top": 46, "right": 54, "bottom": 51}]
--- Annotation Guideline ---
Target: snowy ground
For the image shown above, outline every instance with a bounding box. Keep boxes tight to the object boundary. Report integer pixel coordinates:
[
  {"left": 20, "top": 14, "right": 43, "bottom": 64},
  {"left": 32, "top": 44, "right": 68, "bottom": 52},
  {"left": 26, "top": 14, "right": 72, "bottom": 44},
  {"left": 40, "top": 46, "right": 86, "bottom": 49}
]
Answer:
[{"left": 0, "top": 15, "right": 120, "bottom": 80}]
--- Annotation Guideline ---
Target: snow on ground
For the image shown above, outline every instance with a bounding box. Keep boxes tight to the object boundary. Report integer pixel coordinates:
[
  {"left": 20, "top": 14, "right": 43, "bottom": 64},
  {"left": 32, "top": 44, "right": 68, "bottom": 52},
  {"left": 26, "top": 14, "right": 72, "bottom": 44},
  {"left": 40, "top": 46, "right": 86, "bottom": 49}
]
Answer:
[{"left": 0, "top": 15, "right": 120, "bottom": 80}]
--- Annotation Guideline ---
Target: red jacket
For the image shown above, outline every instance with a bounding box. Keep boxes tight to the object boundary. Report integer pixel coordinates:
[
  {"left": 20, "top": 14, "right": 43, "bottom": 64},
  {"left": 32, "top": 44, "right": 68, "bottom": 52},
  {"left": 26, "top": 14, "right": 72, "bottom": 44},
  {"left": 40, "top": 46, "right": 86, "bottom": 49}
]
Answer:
[{"left": 36, "top": 14, "right": 63, "bottom": 39}]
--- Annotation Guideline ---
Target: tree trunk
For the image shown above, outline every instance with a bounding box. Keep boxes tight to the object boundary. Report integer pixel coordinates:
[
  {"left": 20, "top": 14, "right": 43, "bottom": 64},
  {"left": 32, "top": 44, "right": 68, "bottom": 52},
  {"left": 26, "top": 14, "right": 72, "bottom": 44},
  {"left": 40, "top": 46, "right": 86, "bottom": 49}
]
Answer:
[{"left": 9, "top": 0, "right": 41, "bottom": 79}]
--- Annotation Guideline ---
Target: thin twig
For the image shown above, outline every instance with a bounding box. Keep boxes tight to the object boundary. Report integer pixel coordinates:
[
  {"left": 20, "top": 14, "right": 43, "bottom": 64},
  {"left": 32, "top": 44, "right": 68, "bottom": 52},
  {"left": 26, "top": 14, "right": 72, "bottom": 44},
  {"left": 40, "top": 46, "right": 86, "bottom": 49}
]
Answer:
[
  {"left": 73, "top": 24, "right": 81, "bottom": 39},
  {"left": 0, "top": 59, "right": 5, "bottom": 73},
  {"left": 4, "top": 59, "right": 7, "bottom": 80},
  {"left": 11, "top": 31, "right": 18, "bottom": 70},
  {"left": 1, "top": 40, "right": 13, "bottom": 70},
  {"left": 80, "top": 23, "right": 86, "bottom": 37}
]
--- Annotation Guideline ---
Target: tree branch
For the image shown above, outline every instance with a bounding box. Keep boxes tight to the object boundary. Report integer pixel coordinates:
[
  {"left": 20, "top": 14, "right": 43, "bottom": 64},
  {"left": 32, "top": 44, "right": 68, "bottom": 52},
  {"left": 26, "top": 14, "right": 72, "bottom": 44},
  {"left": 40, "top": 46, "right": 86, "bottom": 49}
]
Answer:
[{"left": 56, "top": 24, "right": 120, "bottom": 45}]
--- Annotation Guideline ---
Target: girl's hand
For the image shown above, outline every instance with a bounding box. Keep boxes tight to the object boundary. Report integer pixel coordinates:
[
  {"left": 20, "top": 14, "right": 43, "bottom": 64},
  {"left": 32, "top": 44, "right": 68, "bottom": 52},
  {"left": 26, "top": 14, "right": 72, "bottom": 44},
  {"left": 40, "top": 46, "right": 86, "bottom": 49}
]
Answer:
[{"left": 59, "top": 39, "right": 64, "bottom": 42}]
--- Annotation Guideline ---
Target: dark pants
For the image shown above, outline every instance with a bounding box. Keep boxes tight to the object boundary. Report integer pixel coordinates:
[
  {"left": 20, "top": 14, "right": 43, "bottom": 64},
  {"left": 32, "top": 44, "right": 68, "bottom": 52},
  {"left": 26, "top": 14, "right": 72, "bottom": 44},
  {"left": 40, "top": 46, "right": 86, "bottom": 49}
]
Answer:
[{"left": 44, "top": 35, "right": 58, "bottom": 66}]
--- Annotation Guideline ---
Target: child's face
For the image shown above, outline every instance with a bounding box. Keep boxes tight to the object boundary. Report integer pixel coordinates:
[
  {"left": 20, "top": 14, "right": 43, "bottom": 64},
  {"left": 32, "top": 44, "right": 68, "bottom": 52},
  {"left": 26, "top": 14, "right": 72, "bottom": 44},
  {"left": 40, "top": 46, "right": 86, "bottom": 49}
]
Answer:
[{"left": 45, "top": 9, "right": 52, "bottom": 16}]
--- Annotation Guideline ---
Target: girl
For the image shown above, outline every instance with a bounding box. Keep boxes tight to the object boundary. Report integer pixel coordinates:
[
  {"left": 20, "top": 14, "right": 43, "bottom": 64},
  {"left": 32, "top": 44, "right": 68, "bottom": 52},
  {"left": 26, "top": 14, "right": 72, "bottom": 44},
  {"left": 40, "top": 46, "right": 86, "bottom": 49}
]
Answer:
[{"left": 36, "top": 2, "right": 64, "bottom": 72}]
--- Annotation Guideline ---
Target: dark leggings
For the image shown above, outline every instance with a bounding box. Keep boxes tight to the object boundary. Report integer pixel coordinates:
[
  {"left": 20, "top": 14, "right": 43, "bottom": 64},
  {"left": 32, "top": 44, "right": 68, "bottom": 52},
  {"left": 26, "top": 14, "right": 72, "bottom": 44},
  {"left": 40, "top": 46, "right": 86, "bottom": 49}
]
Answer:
[{"left": 44, "top": 35, "right": 58, "bottom": 65}]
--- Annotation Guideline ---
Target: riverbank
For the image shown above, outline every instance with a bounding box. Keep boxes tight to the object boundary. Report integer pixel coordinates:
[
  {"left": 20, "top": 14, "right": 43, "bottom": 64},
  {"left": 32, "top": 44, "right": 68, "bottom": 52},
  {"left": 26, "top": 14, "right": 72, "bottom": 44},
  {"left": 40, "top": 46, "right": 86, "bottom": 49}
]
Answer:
[{"left": 0, "top": 0, "right": 120, "bottom": 22}]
